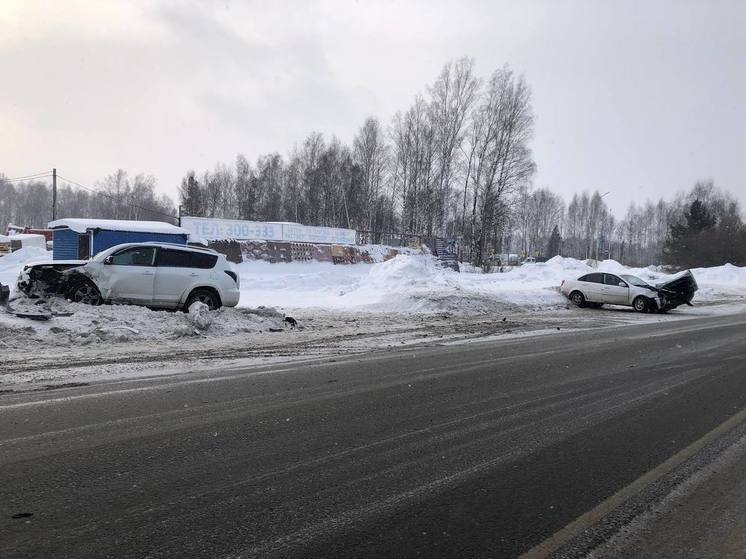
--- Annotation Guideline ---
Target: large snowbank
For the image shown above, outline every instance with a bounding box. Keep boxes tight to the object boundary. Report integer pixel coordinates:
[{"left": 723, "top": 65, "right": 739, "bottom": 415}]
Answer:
[
  {"left": 238, "top": 254, "right": 746, "bottom": 313},
  {"left": 690, "top": 263, "right": 746, "bottom": 286},
  {"left": 237, "top": 255, "right": 460, "bottom": 313},
  {"left": 239, "top": 254, "right": 567, "bottom": 313}
]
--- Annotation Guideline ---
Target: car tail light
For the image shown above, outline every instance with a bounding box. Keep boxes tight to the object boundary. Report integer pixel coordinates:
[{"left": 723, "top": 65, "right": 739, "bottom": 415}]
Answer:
[{"left": 224, "top": 270, "right": 238, "bottom": 284}]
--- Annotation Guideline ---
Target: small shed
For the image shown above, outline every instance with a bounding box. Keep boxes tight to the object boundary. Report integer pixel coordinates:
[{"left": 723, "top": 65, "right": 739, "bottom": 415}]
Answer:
[
  {"left": 48, "top": 219, "right": 189, "bottom": 260},
  {"left": 8, "top": 233, "right": 48, "bottom": 251}
]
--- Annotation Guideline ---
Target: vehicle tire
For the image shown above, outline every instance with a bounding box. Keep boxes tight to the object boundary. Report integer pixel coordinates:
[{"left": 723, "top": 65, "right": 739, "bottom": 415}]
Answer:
[
  {"left": 184, "top": 288, "right": 221, "bottom": 311},
  {"left": 633, "top": 296, "right": 649, "bottom": 313},
  {"left": 68, "top": 278, "right": 102, "bottom": 306},
  {"left": 569, "top": 291, "right": 586, "bottom": 307}
]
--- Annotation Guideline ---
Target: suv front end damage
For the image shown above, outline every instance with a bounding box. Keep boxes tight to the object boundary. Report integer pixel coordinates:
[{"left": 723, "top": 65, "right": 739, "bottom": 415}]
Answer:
[{"left": 17, "top": 261, "right": 87, "bottom": 298}]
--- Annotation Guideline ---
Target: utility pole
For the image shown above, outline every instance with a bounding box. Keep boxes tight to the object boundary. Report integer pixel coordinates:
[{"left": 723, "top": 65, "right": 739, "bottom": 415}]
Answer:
[{"left": 52, "top": 168, "right": 57, "bottom": 221}]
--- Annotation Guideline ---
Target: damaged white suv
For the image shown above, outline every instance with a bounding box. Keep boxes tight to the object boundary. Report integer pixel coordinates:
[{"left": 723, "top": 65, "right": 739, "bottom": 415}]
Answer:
[{"left": 62, "top": 242, "right": 240, "bottom": 310}]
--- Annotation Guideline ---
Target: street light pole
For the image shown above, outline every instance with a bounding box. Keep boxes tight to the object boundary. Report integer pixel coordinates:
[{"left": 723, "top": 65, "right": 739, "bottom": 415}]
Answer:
[{"left": 52, "top": 168, "right": 57, "bottom": 221}]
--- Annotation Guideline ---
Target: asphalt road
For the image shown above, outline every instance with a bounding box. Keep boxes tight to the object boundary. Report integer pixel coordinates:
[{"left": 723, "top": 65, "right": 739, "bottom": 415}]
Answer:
[{"left": 2, "top": 311, "right": 746, "bottom": 558}]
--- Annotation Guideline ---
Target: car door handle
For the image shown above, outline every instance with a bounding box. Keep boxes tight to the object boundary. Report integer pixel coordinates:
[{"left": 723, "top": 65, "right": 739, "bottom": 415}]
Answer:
[
  {"left": 189, "top": 273, "right": 199, "bottom": 277},
  {"left": 143, "top": 271, "right": 154, "bottom": 275}
]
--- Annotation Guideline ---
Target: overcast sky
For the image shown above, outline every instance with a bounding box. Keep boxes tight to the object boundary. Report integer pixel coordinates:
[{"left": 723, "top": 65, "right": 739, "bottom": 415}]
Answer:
[{"left": 1, "top": 0, "right": 744, "bottom": 216}]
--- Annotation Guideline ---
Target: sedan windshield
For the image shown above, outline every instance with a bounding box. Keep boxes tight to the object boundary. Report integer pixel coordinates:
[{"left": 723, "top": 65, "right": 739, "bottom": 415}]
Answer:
[{"left": 620, "top": 274, "right": 650, "bottom": 288}]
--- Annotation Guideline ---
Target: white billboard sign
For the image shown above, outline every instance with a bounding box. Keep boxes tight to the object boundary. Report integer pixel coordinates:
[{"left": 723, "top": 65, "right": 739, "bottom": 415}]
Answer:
[
  {"left": 181, "top": 216, "right": 356, "bottom": 245},
  {"left": 281, "top": 223, "right": 357, "bottom": 245},
  {"left": 181, "top": 217, "right": 283, "bottom": 242}
]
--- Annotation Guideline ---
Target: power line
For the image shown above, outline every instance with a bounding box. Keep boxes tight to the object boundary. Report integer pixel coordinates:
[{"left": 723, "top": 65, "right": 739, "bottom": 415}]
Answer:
[
  {"left": 56, "top": 174, "right": 178, "bottom": 221},
  {"left": 2, "top": 171, "right": 53, "bottom": 183}
]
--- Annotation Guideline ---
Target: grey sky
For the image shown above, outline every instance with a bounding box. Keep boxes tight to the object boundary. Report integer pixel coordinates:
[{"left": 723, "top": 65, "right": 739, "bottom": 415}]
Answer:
[{"left": 1, "top": 0, "right": 744, "bottom": 217}]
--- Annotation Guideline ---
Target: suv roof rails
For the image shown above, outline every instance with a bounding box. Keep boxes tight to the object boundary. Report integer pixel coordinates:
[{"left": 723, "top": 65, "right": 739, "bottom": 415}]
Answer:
[{"left": 136, "top": 241, "right": 218, "bottom": 254}]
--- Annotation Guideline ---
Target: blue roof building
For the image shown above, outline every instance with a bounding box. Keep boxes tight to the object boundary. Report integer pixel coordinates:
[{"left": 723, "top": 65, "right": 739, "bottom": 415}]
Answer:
[{"left": 48, "top": 218, "right": 189, "bottom": 260}]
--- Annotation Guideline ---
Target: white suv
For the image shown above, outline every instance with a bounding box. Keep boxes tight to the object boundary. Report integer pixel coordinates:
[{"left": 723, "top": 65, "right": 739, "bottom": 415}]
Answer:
[{"left": 63, "top": 242, "right": 240, "bottom": 310}]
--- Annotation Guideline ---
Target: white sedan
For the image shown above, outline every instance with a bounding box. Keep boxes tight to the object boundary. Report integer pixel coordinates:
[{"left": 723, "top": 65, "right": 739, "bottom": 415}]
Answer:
[{"left": 560, "top": 271, "right": 697, "bottom": 313}]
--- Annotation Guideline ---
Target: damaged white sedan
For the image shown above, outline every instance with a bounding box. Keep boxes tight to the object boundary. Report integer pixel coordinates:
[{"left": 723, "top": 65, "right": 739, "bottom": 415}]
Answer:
[
  {"left": 18, "top": 242, "right": 240, "bottom": 310},
  {"left": 560, "top": 271, "right": 697, "bottom": 313}
]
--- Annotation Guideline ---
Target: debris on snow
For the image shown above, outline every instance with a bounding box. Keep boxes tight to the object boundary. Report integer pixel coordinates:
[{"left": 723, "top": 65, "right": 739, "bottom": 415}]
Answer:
[{"left": 187, "top": 302, "right": 213, "bottom": 330}]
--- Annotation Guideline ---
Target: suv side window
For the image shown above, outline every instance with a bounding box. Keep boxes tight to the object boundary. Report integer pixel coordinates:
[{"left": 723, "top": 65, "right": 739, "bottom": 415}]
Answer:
[
  {"left": 158, "top": 248, "right": 218, "bottom": 269},
  {"left": 581, "top": 273, "right": 604, "bottom": 283},
  {"left": 110, "top": 247, "right": 156, "bottom": 266}
]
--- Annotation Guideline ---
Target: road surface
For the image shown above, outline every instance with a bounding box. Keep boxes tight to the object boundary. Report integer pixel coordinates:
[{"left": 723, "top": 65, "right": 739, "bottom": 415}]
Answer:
[{"left": 2, "top": 311, "right": 746, "bottom": 558}]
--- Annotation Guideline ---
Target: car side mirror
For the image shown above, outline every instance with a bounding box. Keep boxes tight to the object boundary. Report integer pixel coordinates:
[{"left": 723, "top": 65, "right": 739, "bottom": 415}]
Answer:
[
  {"left": 104, "top": 256, "right": 114, "bottom": 265},
  {"left": 619, "top": 282, "right": 627, "bottom": 287}
]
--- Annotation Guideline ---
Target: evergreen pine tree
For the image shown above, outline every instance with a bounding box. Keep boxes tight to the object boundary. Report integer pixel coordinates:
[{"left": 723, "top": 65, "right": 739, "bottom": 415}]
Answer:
[
  {"left": 546, "top": 225, "right": 561, "bottom": 256},
  {"left": 664, "top": 199, "right": 715, "bottom": 267}
]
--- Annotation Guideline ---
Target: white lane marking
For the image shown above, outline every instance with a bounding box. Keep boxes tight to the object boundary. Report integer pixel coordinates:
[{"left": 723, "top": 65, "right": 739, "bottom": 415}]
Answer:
[{"left": 519, "top": 406, "right": 746, "bottom": 559}]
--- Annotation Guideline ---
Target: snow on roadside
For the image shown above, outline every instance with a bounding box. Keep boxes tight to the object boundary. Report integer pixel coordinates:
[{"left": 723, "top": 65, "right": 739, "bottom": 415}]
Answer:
[
  {"left": 0, "top": 297, "right": 285, "bottom": 351},
  {"left": 1, "top": 246, "right": 745, "bottom": 355},
  {"left": 0, "top": 247, "right": 50, "bottom": 295},
  {"left": 235, "top": 254, "right": 746, "bottom": 314}
]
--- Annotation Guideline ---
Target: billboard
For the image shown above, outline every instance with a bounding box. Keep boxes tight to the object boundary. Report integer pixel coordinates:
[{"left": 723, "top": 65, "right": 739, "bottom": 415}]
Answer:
[{"left": 180, "top": 216, "right": 356, "bottom": 245}]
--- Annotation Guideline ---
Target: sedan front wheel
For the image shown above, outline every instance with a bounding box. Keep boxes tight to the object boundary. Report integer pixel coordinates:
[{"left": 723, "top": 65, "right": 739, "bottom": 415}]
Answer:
[{"left": 633, "top": 296, "right": 649, "bottom": 313}]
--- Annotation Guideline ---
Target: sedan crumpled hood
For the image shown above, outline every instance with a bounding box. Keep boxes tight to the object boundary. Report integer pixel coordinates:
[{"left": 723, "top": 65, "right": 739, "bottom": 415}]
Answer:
[{"left": 655, "top": 270, "right": 698, "bottom": 307}]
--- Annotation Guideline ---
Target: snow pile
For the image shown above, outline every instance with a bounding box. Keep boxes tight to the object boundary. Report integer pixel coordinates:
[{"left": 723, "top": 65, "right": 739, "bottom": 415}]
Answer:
[
  {"left": 238, "top": 254, "right": 565, "bottom": 313},
  {"left": 336, "top": 254, "right": 462, "bottom": 312},
  {"left": 691, "top": 263, "right": 746, "bottom": 286},
  {"left": 237, "top": 260, "right": 371, "bottom": 309},
  {"left": 236, "top": 255, "right": 457, "bottom": 312},
  {"left": 0, "top": 297, "right": 286, "bottom": 350},
  {"left": 237, "top": 254, "right": 746, "bottom": 314},
  {"left": 0, "top": 247, "right": 51, "bottom": 294},
  {"left": 357, "top": 244, "right": 422, "bottom": 263}
]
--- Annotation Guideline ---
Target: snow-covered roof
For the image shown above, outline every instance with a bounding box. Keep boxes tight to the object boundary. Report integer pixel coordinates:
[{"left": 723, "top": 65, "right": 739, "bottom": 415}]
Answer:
[
  {"left": 6, "top": 233, "right": 47, "bottom": 240},
  {"left": 48, "top": 218, "right": 188, "bottom": 235}
]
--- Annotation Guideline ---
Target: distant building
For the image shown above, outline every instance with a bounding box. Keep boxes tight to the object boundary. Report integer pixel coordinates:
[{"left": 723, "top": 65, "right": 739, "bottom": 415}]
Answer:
[{"left": 48, "top": 219, "right": 189, "bottom": 260}]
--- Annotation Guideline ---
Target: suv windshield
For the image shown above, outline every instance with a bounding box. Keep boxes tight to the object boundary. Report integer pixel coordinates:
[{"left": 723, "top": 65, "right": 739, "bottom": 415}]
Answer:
[{"left": 620, "top": 274, "right": 650, "bottom": 287}]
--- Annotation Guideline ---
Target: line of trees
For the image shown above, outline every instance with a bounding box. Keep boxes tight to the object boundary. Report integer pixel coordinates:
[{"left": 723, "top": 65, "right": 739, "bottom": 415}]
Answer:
[
  {"left": 0, "top": 170, "right": 176, "bottom": 229},
  {"left": 2, "top": 169, "right": 743, "bottom": 267},
  {"left": 177, "top": 59, "right": 535, "bottom": 265},
  {"left": 1, "top": 57, "right": 743, "bottom": 267}
]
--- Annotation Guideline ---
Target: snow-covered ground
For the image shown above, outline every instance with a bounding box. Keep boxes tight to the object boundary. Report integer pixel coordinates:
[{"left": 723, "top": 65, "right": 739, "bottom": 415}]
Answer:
[
  {"left": 1, "top": 247, "right": 745, "bottom": 389},
  {"left": 237, "top": 254, "right": 746, "bottom": 314}
]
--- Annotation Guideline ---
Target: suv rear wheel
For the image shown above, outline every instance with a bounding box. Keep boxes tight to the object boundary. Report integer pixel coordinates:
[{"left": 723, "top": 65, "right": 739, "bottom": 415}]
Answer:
[{"left": 185, "top": 288, "right": 221, "bottom": 311}]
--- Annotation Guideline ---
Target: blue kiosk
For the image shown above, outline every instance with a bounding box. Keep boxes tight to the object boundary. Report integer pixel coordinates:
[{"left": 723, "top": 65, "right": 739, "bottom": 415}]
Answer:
[{"left": 48, "top": 218, "right": 189, "bottom": 260}]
